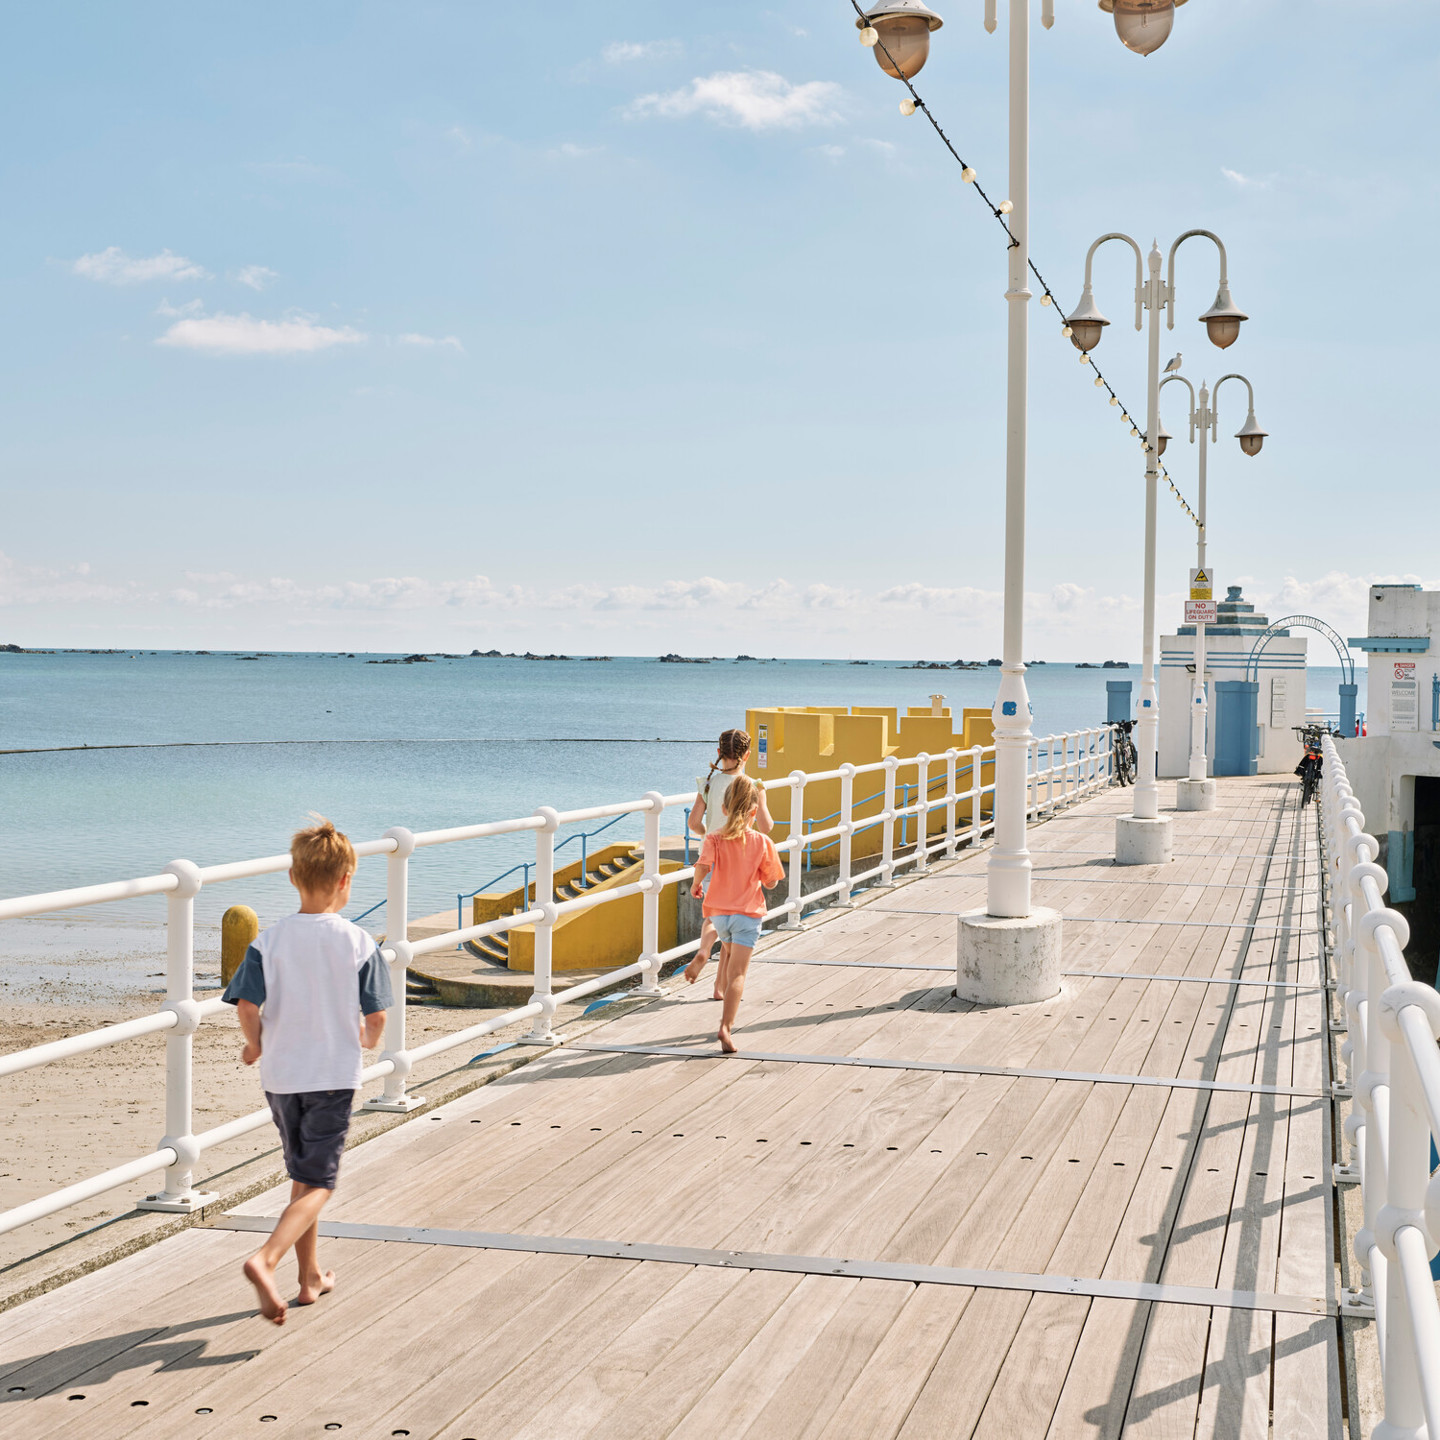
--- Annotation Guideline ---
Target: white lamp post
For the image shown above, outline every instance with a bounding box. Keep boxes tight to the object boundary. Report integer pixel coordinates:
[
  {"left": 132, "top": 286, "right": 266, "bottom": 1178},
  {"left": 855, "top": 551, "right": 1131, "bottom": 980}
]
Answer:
[
  {"left": 1066, "top": 229, "right": 1248, "bottom": 865},
  {"left": 1160, "top": 370, "right": 1267, "bottom": 811},
  {"left": 854, "top": 0, "right": 1187, "bottom": 998}
]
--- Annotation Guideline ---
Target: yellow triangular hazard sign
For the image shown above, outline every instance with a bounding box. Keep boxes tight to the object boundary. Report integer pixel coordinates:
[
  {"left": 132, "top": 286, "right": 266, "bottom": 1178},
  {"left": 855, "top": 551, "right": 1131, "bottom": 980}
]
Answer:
[{"left": 1193, "top": 569, "right": 1209, "bottom": 584}]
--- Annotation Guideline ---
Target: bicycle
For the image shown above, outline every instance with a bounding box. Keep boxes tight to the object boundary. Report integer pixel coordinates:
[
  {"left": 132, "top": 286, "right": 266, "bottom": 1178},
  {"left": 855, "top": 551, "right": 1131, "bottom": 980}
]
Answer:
[
  {"left": 1292, "top": 723, "right": 1330, "bottom": 806},
  {"left": 1107, "top": 718, "right": 1138, "bottom": 787}
]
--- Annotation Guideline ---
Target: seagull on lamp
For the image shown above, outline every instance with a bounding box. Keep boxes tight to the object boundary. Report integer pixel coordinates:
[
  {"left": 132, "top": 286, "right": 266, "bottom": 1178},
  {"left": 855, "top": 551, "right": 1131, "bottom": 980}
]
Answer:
[{"left": 1163, "top": 352, "right": 1183, "bottom": 374}]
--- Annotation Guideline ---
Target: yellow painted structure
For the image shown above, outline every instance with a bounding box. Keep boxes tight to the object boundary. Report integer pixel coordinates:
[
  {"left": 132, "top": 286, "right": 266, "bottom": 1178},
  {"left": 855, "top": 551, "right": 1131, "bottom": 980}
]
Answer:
[
  {"left": 220, "top": 905, "right": 259, "bottom": 985},
  {"left": 743, "top": 704, "right": 996, "bottom": 863},
  {"left": 471, "top": 843, "right": 680, "bottom": 972}
]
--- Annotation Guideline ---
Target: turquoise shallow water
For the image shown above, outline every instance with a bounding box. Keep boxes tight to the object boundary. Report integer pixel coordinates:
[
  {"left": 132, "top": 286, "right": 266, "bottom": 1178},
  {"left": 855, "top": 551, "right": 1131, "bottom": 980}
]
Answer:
[{"left": 0, "top": 652, "right": 1364, "bottom": 990}]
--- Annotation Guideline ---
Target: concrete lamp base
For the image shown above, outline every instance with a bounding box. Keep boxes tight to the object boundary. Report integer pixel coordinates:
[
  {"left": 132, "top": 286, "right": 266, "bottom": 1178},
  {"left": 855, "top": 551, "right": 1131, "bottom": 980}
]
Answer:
[
  {"left": 1115, "top": 815, "right": 1173, "bottom": 866},
  {"left": 956, "top": 908, "right": 1063, "bottom": 1006},
  {"left": 1175, "top": 779, "right": 1217, "bottom": 812}
]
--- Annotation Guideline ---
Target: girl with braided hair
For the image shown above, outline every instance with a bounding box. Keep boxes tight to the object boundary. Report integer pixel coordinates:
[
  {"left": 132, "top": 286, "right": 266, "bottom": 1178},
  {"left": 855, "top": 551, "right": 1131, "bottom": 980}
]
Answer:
[{"left": 687, "top": 729, "right": 773, "bottom": 998}]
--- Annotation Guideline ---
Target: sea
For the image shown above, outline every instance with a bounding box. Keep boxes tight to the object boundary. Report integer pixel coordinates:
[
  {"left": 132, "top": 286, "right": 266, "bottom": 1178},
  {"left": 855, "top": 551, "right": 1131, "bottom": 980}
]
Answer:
[{"left": 0, "top": 651, "right": 1365, "bottom": 998}]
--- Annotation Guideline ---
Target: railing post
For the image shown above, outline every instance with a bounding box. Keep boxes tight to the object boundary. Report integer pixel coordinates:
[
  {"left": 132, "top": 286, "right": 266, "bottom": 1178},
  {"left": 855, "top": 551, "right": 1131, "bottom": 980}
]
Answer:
[
  {"left": 782, "top": 770, "right": 808, "bottom": 928},
  {"left": 971, "top": 745, "right": 985, "bottom": 841},
  {"left": 878, "top": 756, "right": 898, "bottom": 887},
  {"left": 1045, "top": 734, "right": 1056, "bottom": 812},
  {"left": 523, "top": 808, "right": 561, "bottom": 1044},
  {"left": 837, "top": 763, "right": 855, "bottom": 906},
  {"left": 1378, "top": 993, "right": 1431, "bottom": 1436},
  {"left": 945, "top": 749, "right": 958, "bottom": 857},
  {"left": 914, "top": 754, "right": 930, "bottom": 873},
  {"left": 634, "top": 792, "right": 666, "bottom": 997},
  {"left": 365, "top": 827, "right": 422, "bottom": 1111},
  {"left": 139, "top": 860, "right": 216, "bottom": 1212},
  {"left": 1354, "top": 889, "right": 1391, "bottom": 1316}
]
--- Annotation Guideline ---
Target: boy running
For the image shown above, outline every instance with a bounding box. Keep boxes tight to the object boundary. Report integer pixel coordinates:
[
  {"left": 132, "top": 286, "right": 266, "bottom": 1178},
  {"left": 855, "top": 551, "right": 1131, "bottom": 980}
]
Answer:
[{"left": 222, "top": 817, "right": 393, "bottom": 1324}]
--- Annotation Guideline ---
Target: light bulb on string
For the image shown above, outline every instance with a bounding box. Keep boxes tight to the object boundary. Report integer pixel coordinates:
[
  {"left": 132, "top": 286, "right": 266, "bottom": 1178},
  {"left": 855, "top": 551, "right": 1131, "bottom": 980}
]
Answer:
[
  {"left": 1094, "top": 377, "right": 1104, "bottom": 387},
  {"left": 860, "top": 26, "right": 879, "bottom": 45},
  {"left": 1040, "top": 294, "right": 1052, "bottom": 307},
  {"left": 998, "top": 200, "right": 1013, "bottom": 214},
  {"left": 961, "top": 166, "right": 975, "bottom": 182},
  {"left": 899, "top": 97, "right": 917, "bottom": 116},
  {"left": 1061, "top": 325, "right": 1072, "bottom": 337}
]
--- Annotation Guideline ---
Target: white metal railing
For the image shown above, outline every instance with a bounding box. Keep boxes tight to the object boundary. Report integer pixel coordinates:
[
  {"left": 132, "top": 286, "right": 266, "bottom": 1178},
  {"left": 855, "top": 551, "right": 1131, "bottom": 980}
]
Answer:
[
  {"left": 1323, "top": 734, "right": 1440, "bottom": 1437},
  {"left": 0, "top": 726, "right": 1113, "bottom": 1239}
]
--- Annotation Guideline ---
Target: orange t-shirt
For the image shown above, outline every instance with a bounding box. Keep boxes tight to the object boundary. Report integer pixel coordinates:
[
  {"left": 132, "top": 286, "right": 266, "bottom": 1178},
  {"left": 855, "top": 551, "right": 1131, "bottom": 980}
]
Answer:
[{"left": 698, "top": 830, "right": 785, "bottom": 918}]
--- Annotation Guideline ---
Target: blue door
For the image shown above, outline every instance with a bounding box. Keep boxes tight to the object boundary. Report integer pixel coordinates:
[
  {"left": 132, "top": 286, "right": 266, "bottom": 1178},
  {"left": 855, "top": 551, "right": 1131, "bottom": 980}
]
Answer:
[{"left": 1214, "top": 681, "right": 1259, "bottom": 776}]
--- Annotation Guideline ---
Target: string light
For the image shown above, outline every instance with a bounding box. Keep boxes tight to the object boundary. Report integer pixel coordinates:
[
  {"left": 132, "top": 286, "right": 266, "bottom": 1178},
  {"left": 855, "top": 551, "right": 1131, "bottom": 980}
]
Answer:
[{"left": 850, "top": 0, "right": 1200, "bottom": 531}]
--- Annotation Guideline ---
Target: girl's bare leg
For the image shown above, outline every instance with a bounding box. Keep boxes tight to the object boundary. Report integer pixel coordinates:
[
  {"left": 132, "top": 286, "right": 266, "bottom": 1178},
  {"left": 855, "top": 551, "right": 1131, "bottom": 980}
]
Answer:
[
  {"left": 685, "top": 918, "right": 718, "bottom": 985},
  {"left": 713, "top": 940, "right": 734, "bottom": 1002},
  {"left": 718, "top": 944, "right": 753, "bottom": 1053}
]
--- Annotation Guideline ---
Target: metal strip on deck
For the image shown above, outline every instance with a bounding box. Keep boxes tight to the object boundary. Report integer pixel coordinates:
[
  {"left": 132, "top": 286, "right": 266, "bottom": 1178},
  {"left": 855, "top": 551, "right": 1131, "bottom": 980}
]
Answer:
[
  {"left": 209, "top": 1215, "right": 1331, "bottom": 1317},
  {"left": 569, "top": 1042, "right": 1322, "bottom": 1097},
  {"left": 751, "top": 955, "right": 1322, "bottom": 989},
  {"left": 867, "top": 907, "right": 1315, "bottom": 935}
]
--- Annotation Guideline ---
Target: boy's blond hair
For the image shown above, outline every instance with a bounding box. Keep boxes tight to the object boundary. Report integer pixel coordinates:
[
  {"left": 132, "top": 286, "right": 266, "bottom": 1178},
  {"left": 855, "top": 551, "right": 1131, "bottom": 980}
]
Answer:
[
  {"left": 291, "top": 815, "right": 356, "bottom": 892},
  {"left": 718, "top": 775, "right": 759, "bottom": 841}
]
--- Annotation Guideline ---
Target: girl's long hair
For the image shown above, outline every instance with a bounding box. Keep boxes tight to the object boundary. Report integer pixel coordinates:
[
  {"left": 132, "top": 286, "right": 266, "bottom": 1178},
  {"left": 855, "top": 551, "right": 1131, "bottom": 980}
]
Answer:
[
  {"left": 717, "top": 773, "right": 759, "bottom": 841},
  {"left": 703, "top": 727, "right": 750, "bottom": 798}
]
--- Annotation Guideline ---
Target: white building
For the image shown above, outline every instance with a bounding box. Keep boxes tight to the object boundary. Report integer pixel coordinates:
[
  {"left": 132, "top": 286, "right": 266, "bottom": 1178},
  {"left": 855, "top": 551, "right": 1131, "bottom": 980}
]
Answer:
[
  {"left": 1158, "top": 586, "right": 1307, "bottom": 778},
  {"left": 1336, "top": 584, "right": 1440, "bottom": 966}
]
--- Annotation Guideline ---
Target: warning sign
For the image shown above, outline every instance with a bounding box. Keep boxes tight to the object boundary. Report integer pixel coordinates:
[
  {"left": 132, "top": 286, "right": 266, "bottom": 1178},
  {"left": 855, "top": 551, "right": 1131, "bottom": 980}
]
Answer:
[
  {"left": 1185, "top": 600, "right": 1218, "bottom": 624},
  {"left": 1189, "top": 568, "right": 1214, "bottom": 602}
]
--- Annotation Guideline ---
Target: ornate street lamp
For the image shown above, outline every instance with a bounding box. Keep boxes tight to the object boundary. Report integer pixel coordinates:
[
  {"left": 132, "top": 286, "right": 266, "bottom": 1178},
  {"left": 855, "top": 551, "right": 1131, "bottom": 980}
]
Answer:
[
  {"left": 1098, "top": 0, "right": 1188, "bottom": 57},
  {"left": 857, "top": 1, "right": 945, "bottom": 80}
]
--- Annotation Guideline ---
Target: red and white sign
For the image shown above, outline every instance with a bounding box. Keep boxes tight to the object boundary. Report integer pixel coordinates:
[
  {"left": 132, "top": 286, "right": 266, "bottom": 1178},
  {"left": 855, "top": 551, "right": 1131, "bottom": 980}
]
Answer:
[
  {"left": 1185, "top": 600, "right": 1218, "bottom": 624},
  {"left": 1395, "top": 661, "right": 1417, "bottom": 680}
]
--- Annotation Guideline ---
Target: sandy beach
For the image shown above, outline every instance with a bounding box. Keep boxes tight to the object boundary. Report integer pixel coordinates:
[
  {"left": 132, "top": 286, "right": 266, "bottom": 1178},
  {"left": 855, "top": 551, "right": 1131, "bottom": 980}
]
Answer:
[{"left": 0, "top": 987, "right": 596, "bottom": 1275}]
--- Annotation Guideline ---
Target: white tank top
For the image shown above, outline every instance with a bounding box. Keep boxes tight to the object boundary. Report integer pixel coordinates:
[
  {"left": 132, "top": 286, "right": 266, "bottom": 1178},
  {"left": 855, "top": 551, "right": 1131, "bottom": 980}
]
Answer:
[{"left": 697, "top": 767, "right": 746, "bottom": 834}]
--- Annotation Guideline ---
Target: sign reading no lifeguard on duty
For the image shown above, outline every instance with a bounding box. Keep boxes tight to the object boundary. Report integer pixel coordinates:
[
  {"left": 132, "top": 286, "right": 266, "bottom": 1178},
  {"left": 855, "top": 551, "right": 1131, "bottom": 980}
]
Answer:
[{"left": 1186, "top": 568, "right": 1218, "bottom": 625}]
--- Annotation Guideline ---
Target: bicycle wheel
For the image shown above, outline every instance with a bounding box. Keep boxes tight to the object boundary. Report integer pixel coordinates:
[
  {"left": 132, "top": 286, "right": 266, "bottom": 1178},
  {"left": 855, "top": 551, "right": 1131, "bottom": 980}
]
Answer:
[{"left": 1123, "top": 739, "right": 1138, "bottom": 786}]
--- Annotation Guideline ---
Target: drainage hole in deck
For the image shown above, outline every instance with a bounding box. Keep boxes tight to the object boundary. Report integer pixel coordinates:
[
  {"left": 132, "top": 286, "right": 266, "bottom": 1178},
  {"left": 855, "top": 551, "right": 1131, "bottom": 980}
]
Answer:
[
  {"left": 68, "top": 1394, "right": 85, "bottom": 1401},
  {"left": 632, "top": 1130, "right": 642, "bottom": 1134},
  {"left": 1207, "top": 1167, "right": 1219, "bottom": 1173},
  {"left": 801, "top": 1141, "right": 811, "bottom": 1145},
  {"left": 591, "top": 1127, "right": 601, "bottom": 1132},
  {"left": 844, "top": 1143, "right": 854, "bottom": 1148},
  {"left": 976, "top": 1152, "right": 988, "bottom": 1157},
  {"left": 260, "top": 1417, "right": 277, "bottom": 1423},
  {"left": 510, "top": 1121, "right": 521, "bottom": 1127},
  {"left": 132, "top": 1400, "right": 149, "bottom": 1406},
  {"left": 1255, "top": 1171, "right": 1267, "bottom": 1176},
  {"left": 1068, "top": 1159, "right": 1079, "bottom": 1164},
  {"left": 887, "top": 1146, "right": 899, "bottom": 1152},
  {"left": 326, "top": 1426, "right": 342, "bottom": 1432},
  {"left": 7, "top": 1387, "right": 24, "bottom": 1393},
  {"left": 673, "top": 1133, "right": 684, "bottom": 1138},
  {"left": 757, "top": 1138, "right": 768, "bottom": 1143},
  {"left": 551, "top": 1124, "right": 561, "bottom": 1129},
  {"left": 197, "top": 1409, "right": 213, "bottom": 1415}
]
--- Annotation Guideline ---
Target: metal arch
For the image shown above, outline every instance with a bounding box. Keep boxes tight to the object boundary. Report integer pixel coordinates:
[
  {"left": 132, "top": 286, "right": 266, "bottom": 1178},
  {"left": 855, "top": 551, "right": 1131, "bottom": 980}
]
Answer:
[{"left": 1245, "top": 615, "right": 1355, "bottom": 686}]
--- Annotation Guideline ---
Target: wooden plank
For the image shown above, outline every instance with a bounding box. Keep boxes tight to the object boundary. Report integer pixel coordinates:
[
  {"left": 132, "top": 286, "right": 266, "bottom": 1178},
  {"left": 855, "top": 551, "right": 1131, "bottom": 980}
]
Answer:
[
  {"left": 972, "top": 1293, "right": 1093, "bottom": 1440},
  {"left": 1044, "top": 1298, "right": 1151, "bottom": 1440}
]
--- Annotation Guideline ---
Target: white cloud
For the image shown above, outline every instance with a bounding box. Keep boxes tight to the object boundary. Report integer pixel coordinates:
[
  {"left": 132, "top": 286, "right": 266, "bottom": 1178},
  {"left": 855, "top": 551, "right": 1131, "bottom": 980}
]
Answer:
[
  {"left": 813, "top": 144, "right": 846, "bottom": 162},
  {"left": 73, "top": 247, "right": 209, "bottom": 285},
  {"left": 156, "top": 297, "right": 204, "bottom": 318},
  {"left": 878, "top": 583, "right": 1002, "bottom": 617},
  {"left": 803, "top": 583, "right": 859, "bottom": 610},
  {"left": 548, "top": 142, "right": 604, "bottom": 160},
  {"left": 0, "top": 552, "right": 130, "bottom": 607},
  {"left": 627, "top": 70, "right": 844, "bottom": 131},
  {"left": 603, "top": 39, "right": 682, "bottom": 63},
  {"left": 234, "top": 264, "right": 279, "bottom": 291},
  {"left": 397, "top": 332, "right": 465, "bottom": 353},
  {"left": 156, "top": 310, "right": 365, "bottom": 356},
  {"left": 176, "top": 574, "right": 520, "bottom": 611},
  {"left": 1221, "top": 166, "right": 1271, "bottom": 191}
]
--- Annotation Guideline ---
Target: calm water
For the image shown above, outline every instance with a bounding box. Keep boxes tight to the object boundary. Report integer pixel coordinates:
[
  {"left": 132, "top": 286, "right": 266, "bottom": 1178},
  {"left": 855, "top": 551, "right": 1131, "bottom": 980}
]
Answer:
[{"left": 0, "top": 652, "right": 1364, "bottom": 990}]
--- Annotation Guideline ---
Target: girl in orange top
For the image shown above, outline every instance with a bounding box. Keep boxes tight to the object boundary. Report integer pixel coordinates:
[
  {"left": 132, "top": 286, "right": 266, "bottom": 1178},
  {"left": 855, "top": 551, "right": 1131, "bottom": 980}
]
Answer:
[{"left": 685, "top": 774, "right": 784, "bottom": 1053}]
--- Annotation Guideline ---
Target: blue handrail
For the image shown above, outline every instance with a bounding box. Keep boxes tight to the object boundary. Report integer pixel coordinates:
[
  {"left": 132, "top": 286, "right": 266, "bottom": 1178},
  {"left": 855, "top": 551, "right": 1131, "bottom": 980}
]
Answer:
[
  {"left": 351, "top": 898, "right": 386, "bottom": 926},
  {"left": 454, "top": 811, "right": 637, "bottom": 943}
]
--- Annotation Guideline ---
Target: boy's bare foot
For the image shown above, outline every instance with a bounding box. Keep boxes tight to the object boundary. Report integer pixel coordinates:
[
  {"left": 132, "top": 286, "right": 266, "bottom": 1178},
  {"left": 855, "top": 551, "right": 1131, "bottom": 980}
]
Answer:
[
  {"left": 684, "top": 956, "right": 707, "bottom": 985},
  {"left": 297, "top": 1269, "right": 336, "bottom": 1306},
  {"left": 711, "top": 991, "right": 724, "bottom": 1002},
  {"left": 243, "top": 1254, "right": 287, "bottom": 1325},
  {"left": 718, "top": 1025, "right": 737, "bottom": 1055}
]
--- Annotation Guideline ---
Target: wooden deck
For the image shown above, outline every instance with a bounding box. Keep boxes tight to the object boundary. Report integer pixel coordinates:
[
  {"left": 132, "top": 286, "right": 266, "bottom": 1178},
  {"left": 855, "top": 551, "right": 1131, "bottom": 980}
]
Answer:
[{"left": 0, "top": 776, "right": 1344, "bottom": 1438}]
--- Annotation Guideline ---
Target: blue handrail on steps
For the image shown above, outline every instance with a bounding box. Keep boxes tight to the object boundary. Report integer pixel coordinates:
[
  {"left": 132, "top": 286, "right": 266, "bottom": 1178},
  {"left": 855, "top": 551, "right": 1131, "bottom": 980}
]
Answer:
[{"left": 454, "top": 811, "right": 637, "bottom": 948}]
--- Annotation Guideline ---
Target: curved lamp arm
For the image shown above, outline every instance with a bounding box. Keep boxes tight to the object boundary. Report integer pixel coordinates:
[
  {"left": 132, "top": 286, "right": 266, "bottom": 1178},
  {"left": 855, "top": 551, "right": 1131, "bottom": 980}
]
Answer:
[
  {"left": 1211, "top": 371, "right": 1256, "bottom": 440},
  {"left": 1082, "top": 232, "right": 1144, "bottom": 331},
  {"left": 1165, "top": 228, "right": 1228, "bottom": 330},
  {"left": 1160, "top": 373, "right": 1197, "bottom": 443}
]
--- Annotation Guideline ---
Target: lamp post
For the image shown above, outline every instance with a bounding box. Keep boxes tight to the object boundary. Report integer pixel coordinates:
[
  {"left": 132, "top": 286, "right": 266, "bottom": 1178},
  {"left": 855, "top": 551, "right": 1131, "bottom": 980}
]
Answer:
[
  {"left": 1066, "top": 229, "right": 1249, "bottom": 865},
  {"left": 854, "top": 0, "right": 1187, "bottom": 997},
  {"left": 1159, "top": 370, "right": 1267, "bottom": 811}
]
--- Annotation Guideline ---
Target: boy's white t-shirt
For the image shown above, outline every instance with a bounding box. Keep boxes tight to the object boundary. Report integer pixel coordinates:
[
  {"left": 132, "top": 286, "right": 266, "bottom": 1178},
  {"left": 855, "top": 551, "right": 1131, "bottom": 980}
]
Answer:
[{"left": 223, "top": 911, "right": 392, "bottom": 1095}]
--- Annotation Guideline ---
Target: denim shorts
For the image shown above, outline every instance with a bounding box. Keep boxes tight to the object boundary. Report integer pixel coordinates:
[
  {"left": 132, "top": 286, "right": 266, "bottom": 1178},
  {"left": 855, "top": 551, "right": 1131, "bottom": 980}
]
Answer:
[
  {"left": 266, "top": 1089, "right": 356, "bottom": 1190},
  {"left": 710, "top": 912, "right": 763, "bottom": 950}
]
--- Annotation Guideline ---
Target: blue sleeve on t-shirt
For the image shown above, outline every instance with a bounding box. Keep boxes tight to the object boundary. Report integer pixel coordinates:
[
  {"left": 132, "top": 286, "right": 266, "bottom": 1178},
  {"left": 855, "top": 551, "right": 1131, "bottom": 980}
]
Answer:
[
  {"left": 358, "top": 948, "right": 395, "bottom": 1016},
  {"left": 222, "top": 945, "right": 266, "bottom": 1006}
]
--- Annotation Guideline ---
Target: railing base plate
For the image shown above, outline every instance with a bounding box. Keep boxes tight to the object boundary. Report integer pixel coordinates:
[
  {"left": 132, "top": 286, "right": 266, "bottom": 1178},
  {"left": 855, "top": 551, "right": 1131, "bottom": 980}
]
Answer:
[
  {"left": 361, "top": 1094, "right": 425, "bottom": 1113},
  {"left": 1331, "top": 1083, "right": 1354, "bottom": 1100},
  {"left": 138, "top": 1189, "right": 219, "bottom": 1213},
  {"left": 1333, "top": 1162, "right": 1361, "bottom": 1186},
  {"left": 1338, "top": 1289, "right": 1374, "bottom": 1319}
]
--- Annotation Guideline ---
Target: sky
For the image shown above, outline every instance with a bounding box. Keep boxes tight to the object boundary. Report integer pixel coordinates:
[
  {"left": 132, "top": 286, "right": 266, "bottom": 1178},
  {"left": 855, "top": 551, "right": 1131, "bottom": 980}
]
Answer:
[{"left": 1, "top": 0, "right": 1436, "bottom": 660}]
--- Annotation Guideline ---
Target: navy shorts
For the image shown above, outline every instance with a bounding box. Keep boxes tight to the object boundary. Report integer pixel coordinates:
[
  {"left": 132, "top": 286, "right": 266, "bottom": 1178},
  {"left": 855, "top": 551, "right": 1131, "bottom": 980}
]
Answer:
[{"left": 265, "top": 1089, "right": 356, "bottom": 1190}]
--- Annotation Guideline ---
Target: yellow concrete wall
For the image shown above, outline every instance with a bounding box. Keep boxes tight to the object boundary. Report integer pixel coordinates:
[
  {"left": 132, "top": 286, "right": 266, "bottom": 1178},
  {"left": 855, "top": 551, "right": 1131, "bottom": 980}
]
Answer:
[
  {"left": 743, "top": 703, "right": 996, "bottom": 863},
  {"left": 472, "top": 843, "right": 680, "bottom": 973}
]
